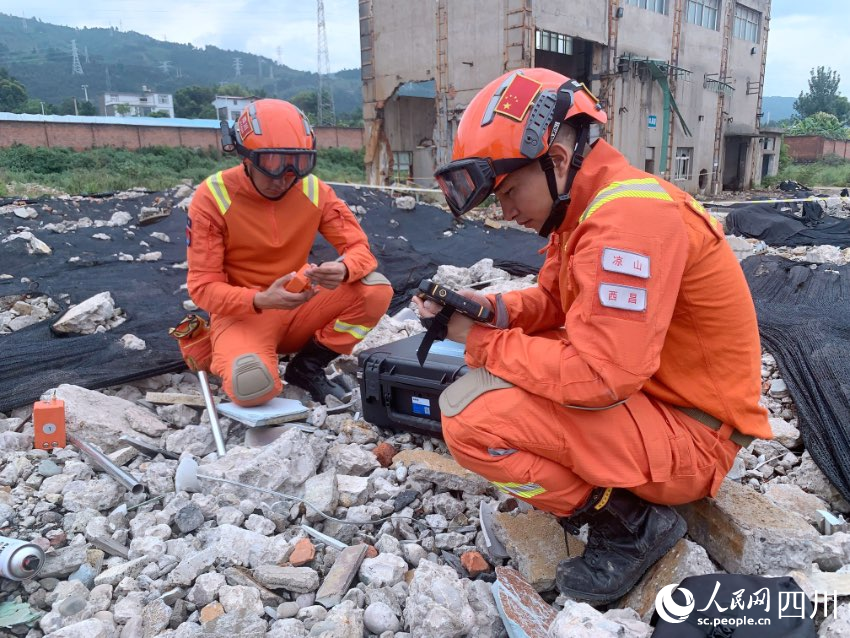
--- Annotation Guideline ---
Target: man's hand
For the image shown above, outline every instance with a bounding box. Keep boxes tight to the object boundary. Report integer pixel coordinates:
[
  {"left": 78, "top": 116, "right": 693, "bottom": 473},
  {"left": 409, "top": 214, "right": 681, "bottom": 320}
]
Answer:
[
  {"left": 412, "top": 289, "right": 493, "bottom": 344},
  {"left": 306, "top": 260, "right": 348, "bottom": 290},
  {"left": 253, "top": 272, "right": 318, "bottom": 310}
]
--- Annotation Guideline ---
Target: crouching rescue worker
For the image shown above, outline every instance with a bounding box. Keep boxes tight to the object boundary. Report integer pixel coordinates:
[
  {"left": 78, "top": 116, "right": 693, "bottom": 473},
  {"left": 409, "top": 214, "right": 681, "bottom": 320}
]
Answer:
[
  {"left": 416, "top": 68, "right": 771, "bottom": 604},
  {"left": 187, "top": 99, "right": 392, "bottom": 406}
]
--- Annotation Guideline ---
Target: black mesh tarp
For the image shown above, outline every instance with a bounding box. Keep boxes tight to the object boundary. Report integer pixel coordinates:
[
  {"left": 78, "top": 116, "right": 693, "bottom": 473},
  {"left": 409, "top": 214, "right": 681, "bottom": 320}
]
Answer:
[
  {"left": 0, "top": 186, "right": 545, "bottom": 412},
  {"left": 743, "top": 255, "right": 850, "bottom": 502},
  {"left": 726, "top": 200, "right": 850, "bottom": 247}
]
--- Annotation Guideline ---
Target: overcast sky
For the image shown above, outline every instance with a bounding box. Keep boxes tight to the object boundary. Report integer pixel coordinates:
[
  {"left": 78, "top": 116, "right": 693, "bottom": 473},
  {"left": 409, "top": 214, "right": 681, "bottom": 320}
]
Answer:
[{"left": 4, "top": 0, "right": 846, "bottom": 97}]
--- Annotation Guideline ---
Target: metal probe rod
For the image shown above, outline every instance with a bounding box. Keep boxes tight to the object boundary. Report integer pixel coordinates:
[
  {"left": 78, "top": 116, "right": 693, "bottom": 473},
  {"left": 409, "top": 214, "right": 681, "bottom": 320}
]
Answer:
[
  {"left": 68, "top": 434, "right": 144, "bottom": 495},
  {"left": 198, "top": 370, "right": 227, "bottom": 456}
]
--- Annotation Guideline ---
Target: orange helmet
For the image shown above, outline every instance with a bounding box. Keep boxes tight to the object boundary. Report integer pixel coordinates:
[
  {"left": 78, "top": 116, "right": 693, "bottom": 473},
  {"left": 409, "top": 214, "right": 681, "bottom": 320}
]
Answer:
[
  {"left": 435, "top": 68, "right": 606, "bottom": 228},
  {"left": 223, "top": 99, "right": 317, "bottom": 181}
]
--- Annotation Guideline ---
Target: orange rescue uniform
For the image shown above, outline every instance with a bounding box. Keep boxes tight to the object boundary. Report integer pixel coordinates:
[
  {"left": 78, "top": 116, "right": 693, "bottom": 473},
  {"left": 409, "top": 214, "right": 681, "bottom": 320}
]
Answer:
[
  {"left": 187, "top": 166, "right": 392, "bottom": 402},
  {"left": 443, "top": 140, "right": 771, "bottom": 516}
]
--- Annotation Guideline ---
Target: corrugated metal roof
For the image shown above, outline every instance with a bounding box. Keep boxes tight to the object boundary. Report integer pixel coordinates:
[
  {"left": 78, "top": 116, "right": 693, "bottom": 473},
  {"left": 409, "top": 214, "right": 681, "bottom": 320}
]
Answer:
[{"left": 0, "top": 112, "right": 220, "bottom": 129}]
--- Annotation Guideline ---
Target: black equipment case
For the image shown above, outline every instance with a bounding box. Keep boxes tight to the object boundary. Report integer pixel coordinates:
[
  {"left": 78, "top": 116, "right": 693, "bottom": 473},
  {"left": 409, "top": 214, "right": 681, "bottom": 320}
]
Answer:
[{"left": 357, "top": 334, "right": 468, "bottom": 436}]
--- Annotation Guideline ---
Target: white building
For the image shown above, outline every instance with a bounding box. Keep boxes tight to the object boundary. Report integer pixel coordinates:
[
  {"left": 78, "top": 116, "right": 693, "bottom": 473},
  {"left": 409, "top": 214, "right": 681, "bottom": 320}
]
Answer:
[
  {"left": 102, "top": 86, "right": 174, "bottom": 118},
  {"left": 212, "top": 96, "right": 257, "bottom": 121}
]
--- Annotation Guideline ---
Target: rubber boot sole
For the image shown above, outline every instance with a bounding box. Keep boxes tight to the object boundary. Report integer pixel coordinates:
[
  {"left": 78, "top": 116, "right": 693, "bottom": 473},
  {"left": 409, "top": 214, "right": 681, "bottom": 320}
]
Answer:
[{"left": 557, "top": 511, "right": 687, "bottom": 605}]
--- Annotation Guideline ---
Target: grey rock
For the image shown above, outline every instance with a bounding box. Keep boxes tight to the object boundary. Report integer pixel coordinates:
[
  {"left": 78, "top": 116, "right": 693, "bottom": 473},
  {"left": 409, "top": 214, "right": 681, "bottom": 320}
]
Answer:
[
  {"left": 42, "top": 618, "right": 110, "bottom": 638},
  {"left": 324, "top": 443, "right": 380, "bottom": 476},
  {"left": 175, "top": 504, "right": 205, "bottom": 534},
  {"left": 277, "top": 602, "right": 300, "bottom": 619},
  {"left": 359, "top": 554, "right": 407, "bottom": 588},
  {"left": 267, "top": 618, "right": 308, "bottom": 637},
  {"left": 403, "top": 560, "right": 475, "bottom": 637},
  {"left": 61, "top": 478, "right": 123, "bottom": 512},
  {"left": 218, "top": 585, "right": 263, "bottom": 615},
  {"left": 253, "top": 565, "right": 319, "bottom": 593},
  {"left": 302, "top": 471, "right": 339, "bottom": 523},
  {"left": 187, "top": 572, "right": 226, "bottom": 607},
  {"left": 141, "top": 598, "right": 172, "bottom": 637},
  {"left": 363, "top": 602, "right": 400, "bottom": 634},
  {"left": 41, "top": 544, "right": 88, "bottom": 579},
  {"left": 200, "top": 610, "right": 266, "bottom": 636}
]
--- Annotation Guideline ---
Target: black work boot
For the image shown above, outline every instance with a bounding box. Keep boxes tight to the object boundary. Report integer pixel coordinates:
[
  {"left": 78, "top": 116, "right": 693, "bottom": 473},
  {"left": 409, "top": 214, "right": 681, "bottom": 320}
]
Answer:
[
  {"left": 283, "top": 338, "right": 350, "bottom": 403},
  {"left": 556, "top": 487, "right": 687, "bottom": 605}
]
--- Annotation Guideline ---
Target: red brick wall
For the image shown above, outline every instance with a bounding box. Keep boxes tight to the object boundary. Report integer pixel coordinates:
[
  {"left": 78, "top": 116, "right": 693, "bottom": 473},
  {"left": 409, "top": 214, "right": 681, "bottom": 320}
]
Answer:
[
  {"left": 784, "top": 135, "right": 850, "bottom": 161},
  {"left": 0, "top": 120, "right": 365, "bottom": 153},
  {"left": 314, "top": 126, "right": 364, "bottom": 150},
  {"left": 784, "top": 136, "right": 824, "bottom": 162},
  {"left": 0, "top": 120, "right": 220, "bottom": 152}
]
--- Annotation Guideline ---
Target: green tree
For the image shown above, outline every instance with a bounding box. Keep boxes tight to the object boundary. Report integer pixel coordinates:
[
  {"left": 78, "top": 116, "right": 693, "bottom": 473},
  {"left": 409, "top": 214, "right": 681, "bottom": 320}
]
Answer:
[
  {"left": 114, "top": 104, "right": 132, "bottom": 116},
  {"left": 174, "top": 85, "right": 216, "bottom": 119},
  {"left": 787, "top": 112, "right": 849, "bottom": 140},
  {"left": 794, "top": 66, "right": 850, "bottom": 122},
  {"left": 217, "top": 83, "right": 253, "bottom": 97},
  {"left": 289, "top": 90, "right": 318, "bottom": 119},
  {"left": 78, "top": 101, "right": 97, "bottom": 116},
  {"left": 54, "top": 98, "right": 78, "bottom": 115},
  {"left": 148, "top": 110, "right": 170, "bottom": 118},
  {"left": 0, "top": 67, "right": 28, "bottom": 112}
]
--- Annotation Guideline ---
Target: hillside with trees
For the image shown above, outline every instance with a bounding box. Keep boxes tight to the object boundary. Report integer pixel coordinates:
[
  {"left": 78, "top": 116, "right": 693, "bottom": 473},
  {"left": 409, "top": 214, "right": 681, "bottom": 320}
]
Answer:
[{"left": 0, "top": 13, "right": 362, "bottom": 119}]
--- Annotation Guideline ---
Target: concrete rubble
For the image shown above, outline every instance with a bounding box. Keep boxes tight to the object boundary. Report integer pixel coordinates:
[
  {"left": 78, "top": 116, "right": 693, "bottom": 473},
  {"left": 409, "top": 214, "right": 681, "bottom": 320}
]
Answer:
[{"left": 1, "top": 190, "right": 850, "bottom": 637}]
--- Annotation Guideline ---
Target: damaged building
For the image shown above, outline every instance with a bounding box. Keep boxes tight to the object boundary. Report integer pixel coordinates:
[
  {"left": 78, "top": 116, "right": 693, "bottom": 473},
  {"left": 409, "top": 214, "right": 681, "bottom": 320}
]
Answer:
[{"left": 359, "top": 0, "right": 780, "bottom": 194}]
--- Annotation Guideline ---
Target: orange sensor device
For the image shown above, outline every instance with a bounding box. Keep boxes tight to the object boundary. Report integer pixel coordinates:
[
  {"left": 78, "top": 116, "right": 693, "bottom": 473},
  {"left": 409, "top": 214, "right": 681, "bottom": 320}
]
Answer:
[
  {"left": 33, "top": 397, "right": 66, "bottom": 450},
  {"left": 284, "top": 263, "right": 312, "bottom": 293}
]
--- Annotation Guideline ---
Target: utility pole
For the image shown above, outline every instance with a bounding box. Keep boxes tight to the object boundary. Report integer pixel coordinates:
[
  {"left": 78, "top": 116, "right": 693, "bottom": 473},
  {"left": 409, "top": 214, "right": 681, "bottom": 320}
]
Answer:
[
  {"left": 81, "top": 84, "right": 89, "bottom": 102},
  {"left": 233, "top": 57, "right": 242, "bottom": 77},
  {"left": 105, "top": 67, "right": 111, "bottom": 91},
  {"left": 73, "top": 96, "right": 78, "bottom": 116},
  {"left": 84, "top": 46, "right": 90, "bottom": 64},
  {"left": 71, "top": 40, "right": 84, "bottom": 75},
  {"left": 317, "top": 0, "right": 336, "bottom": 126},
  {"left": 276, "top": 46, "right": 282, "bottom": 64}
]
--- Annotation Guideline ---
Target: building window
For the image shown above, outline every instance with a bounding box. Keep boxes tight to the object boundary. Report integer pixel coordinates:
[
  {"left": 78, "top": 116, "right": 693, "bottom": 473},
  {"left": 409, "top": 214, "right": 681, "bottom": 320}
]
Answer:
[
  {"left": 685, "top": 0, "right": 720, "bottom": 30},
  {"left": 393, "top": 151, "right": 412, "bottom": 181},
  {"left": 535, "top": 29, "right": 572, "bottom": 55},
  {"left": 626, "top": 0, "right": 668, "bottom": 15},
  {"left": 230, "top": 110, "right": 241, "bottom": 120},
  {"left": 733, "top": 3, "right": 760, "bottom": 42},
  {"left": 762, "top": 136, "right": 775, "bottom": 151},
  {"left": 674, "top": 147, "right": 694, "bottom": 181},
  {"left": 158, "top": 95, "right": 169, "bottom": 104},
  {"left": 645, "top": 147, "right": 656, "bottom": 174}
]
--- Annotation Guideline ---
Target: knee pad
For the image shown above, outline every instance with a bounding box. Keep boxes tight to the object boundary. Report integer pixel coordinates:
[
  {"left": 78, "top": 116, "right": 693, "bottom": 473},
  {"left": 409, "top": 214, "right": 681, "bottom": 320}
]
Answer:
[
  {"left": 360, "top": 271, "right": 391, "bottom": 286},
  {"left": 231, "top": 353, "right": 276, "bottom": 403}
]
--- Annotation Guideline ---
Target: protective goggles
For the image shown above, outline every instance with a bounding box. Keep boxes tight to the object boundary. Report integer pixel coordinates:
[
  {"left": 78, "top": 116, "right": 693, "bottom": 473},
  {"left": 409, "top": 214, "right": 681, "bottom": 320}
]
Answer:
[
  {"left": 238, "top": 146, "right": 317, "bottom": 179},
  {"left": 434, "top": 157, "right": 534, "bottom": 217}
]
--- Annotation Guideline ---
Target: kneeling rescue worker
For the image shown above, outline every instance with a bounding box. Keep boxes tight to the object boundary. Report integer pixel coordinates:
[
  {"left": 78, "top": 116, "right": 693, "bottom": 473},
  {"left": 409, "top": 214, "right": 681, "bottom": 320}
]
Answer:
[
  {"left": 188, "top": 99, "right": 392, "bottom": 405},
  {"left": 417, "top": 68, "right": 772, "bottom": 604}
]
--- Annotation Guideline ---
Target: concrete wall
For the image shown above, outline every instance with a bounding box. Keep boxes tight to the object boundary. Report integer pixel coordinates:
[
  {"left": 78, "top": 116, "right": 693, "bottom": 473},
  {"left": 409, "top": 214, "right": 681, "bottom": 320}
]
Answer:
[
  {"left": 0, "top": 120, "right": 364, "bottom": 153},
  {"left": 364, "top": 0, "right": 772, "bottom": 193}
]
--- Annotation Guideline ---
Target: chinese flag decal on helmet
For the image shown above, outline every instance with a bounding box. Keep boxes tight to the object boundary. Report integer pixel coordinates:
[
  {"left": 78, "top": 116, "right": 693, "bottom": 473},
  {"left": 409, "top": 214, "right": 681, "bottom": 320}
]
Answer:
[{"left": 494, "top": 74, "right": 543, "bottom": 122}]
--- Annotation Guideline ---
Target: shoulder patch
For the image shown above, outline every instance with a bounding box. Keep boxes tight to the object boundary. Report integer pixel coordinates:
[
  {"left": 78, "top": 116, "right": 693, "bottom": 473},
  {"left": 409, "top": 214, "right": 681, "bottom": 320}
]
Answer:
[
  {"left": 598, "top": 283, "right": 647, "bottom": 311},
  {"left": 602, "top": 247, "right": 650, "bottom": 279}
]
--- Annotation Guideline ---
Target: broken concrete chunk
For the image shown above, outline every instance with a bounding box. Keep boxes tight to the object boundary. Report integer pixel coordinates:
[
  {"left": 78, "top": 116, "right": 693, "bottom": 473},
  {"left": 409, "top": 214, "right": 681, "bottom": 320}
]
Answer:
[
  {"left": 51, "top": 292, "right": 116, "bottom": 335},
  {"left": 491, "top": 509, "right": 570, "bottom": 591},
  {"left": 392, "top": 449, "right": 491, "bottom": 495},
  {"left": 315, "top": 544, "right": 369, "bottom": 608},
  {"left": 252, "top": 565, "right": 319, "bottom": 593},
  {"left": 679, "top": 479, "right": 820, "bottom": 574}
]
